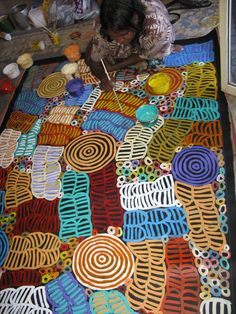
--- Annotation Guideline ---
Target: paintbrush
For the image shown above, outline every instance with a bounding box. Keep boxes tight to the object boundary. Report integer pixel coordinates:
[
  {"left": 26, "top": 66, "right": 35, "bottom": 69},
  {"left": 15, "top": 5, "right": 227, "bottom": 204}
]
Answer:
[
  {"left": 30, "top": 16, "right": 53, "bottom": 34},
  {"left": 100, "top": 58, "right": 123, "bottom": 112}
]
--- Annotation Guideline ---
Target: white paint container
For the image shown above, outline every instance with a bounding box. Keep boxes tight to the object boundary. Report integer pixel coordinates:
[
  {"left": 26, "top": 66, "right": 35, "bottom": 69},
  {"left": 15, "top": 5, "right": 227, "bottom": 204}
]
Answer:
[{"left": 3, "top": 63, "right": 20, "bottom": 79}]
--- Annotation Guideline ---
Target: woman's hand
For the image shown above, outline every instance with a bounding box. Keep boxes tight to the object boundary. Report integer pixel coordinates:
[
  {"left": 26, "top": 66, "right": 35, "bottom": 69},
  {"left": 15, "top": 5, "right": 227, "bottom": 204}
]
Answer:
[
  {"left": 105, "top": 54, "right": 143, "bottom": 72},
  {"left": 105, "top": 62, "right": 116, "bottom": 72},
  {"left": 171, "top": 44, "right": 184, "bottom": 53},
  {"left": 100, "top": 77, "right": 114, "bottom": 91}
]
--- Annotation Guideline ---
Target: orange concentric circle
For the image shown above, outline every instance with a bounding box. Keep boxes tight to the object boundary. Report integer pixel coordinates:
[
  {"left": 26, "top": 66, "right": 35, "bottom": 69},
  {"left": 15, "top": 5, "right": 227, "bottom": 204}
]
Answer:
[
  {"left": 72, "top": 234, "right": 134, "bottom": 290},
  {"left": 64, "top": 132, "right": 117, "bottom": 173}
]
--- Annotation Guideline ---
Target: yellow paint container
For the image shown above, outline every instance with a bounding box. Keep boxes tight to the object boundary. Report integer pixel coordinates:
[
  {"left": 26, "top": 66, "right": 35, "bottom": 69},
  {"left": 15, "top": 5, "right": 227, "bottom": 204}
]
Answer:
[
  {"left": 147, "top": 72, "right": 170, "bottom": 94},
  {"left": 17, "top": 53, "right": 33, "bottom": 69}
]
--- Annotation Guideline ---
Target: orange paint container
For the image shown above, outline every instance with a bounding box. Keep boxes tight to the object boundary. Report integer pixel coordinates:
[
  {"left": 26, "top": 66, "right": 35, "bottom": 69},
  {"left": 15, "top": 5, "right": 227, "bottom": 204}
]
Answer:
[{"left": 63, "top": 44, "right": 81, "bottom": 62}]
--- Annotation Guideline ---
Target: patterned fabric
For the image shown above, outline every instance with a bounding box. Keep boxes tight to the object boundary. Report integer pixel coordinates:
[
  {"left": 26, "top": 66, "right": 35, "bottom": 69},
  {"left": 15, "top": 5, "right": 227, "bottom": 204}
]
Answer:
[{"left": 90, "top": 0, "right": 175, "bottom": 62}]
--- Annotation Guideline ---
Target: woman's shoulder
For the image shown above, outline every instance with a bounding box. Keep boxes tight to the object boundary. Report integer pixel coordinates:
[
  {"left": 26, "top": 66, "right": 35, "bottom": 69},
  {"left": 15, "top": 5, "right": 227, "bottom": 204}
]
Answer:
[
  {"left": 138, "top": 0, "right": 174, "bottom": 50},
  {"left": 141, "top": 0, "right": 172, "bottom": 33},
  {"left": 142, "top": 0, "right": 169, "bottom": 21},
  {"left": 142, "top": 0, "right": 169, "bottom": 13}
]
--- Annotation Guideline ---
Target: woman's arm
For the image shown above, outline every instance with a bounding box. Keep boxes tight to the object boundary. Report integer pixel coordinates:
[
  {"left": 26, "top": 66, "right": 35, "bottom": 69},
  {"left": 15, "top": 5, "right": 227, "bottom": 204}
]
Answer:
[
  {"left": 85, "top": 40, "right": 114, "bottom": 90},
  {"left": 85, "top": 41, "right": 144, "bottom": 90},
  {"left": 105, "top": 54, "right": 143, "bottom": 71}
]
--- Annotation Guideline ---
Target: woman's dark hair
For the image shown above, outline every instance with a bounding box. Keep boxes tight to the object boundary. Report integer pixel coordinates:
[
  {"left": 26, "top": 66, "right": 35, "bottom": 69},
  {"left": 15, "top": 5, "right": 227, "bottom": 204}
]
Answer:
[{"left": 100, "top": 0, "right": 146, "bottom": 46}]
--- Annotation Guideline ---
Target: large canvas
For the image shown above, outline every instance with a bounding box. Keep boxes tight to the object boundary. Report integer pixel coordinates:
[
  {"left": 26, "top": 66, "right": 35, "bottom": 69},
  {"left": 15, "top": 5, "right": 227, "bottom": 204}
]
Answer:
[{"left": 0, "top": 30, "right": 235, "bottom": 314}]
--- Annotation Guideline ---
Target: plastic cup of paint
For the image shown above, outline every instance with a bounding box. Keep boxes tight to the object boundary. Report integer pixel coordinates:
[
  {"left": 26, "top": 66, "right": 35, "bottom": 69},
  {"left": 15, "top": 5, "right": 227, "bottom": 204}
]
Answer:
[
  {"left": 65, "top": 78, "right": 84, "bottom": 97},
  {"left": 3, "top": 62, "right": 20, "bottom": 79},
  {"left": 0, "top": 79, "right": 15, "bottom": 94},
  {"left": 17, "top": 53, "right": 33, "bottom": 69},
  {"left": 147, "top": 72, "right": 170, "bottom": 94},
  {"left": 135, "top": 104, "right": 158, "bottom": 127},
  {"left": 63, "top": 44, "right": 81, "bottom": 62}
]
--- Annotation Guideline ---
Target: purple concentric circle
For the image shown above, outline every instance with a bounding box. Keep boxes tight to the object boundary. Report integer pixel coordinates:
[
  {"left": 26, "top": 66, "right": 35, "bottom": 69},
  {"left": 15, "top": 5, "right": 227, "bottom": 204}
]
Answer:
[{"left": 172, "top": 146, "right": 219, "bottom": 186}]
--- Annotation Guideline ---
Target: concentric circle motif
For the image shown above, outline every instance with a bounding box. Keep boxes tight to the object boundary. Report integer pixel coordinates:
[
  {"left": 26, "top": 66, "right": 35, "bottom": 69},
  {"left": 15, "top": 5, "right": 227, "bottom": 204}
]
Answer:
[
  {"left": 37, "top": 72, "right": 68, "bottom": 98},
  {"left": 72, "top": 234, "right": 134, "bottom": 290},
  {"left": 0, "top": 230, "right": 9, "bottom": 266},
  {"left": 172, "top": 146, "right": 219, "bottom": 186},
  {"left": 145, "top": 68, "right": 183, "bottom": 96},
  {"left": 64, "top": 132, "right": 117, "bottom": 173}
]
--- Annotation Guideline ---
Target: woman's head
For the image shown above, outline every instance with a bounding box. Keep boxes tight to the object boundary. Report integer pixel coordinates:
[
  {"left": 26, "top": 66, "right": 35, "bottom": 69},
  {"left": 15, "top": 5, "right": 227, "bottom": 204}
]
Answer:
[{"left": 100, "top": 0, "right": 145, "bottom": 45}]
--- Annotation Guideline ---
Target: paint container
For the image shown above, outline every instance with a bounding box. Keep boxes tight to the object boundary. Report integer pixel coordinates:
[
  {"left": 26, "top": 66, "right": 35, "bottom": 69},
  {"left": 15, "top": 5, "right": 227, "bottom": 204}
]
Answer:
[
  {"left": 17, "top": 53, "right": 33, "bottom": 69},
  {"left": 61, "top": 63, "right": 79, "bottom": 80},
  {"left": 147, "top": 73, "right": 170, "bottom": 94},
  {"left": 32, "top": 40, "right": 45, "bottom": 51},
  {"left": 0, "top": 31, "right": 12, "bottom": 41},
  {"left": 3, "top": 63, "right": 20, "bottom": 79},
  {"left": 63, "top": 44, "right": 81, "bottom": 62},
  {"left": 65, "top": 78, "right": 84, "bottom": 97},
  {"left": 0, "top": 79, "right": 14, "bottom": 94},
  {"left": 9, "top": 4, "right": 31, "bottom": 30},
  {"left": 0, "top": 15, "right": 15, "bottom": 33},
  {"left": 135, "top": 104, "right": 158, "bottom": 127}
]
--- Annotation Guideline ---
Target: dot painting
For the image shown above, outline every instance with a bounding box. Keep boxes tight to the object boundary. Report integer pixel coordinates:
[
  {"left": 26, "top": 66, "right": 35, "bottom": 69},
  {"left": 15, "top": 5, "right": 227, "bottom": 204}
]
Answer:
[{"left": 0, "top": 35, "right": 234, "bottom": 314}]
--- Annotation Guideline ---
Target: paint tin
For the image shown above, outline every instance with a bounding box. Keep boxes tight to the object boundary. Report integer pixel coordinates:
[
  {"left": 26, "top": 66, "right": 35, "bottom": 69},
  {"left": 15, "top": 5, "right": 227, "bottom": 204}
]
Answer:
[{"left": 9, "top": 4, "right": 31, "bottom": 30}]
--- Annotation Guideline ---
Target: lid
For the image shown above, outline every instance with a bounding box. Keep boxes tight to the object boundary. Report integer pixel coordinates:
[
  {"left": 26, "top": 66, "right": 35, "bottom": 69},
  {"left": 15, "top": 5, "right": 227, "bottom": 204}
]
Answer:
[{"left": 10, "top": 4, "right": 28, "bottom": 14}]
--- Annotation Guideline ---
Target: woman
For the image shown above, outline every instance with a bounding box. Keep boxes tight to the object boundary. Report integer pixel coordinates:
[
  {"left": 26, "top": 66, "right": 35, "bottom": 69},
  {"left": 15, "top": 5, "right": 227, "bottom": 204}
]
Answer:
[{"left": 85, "top": 0, "right": 178, "bottom": 90}]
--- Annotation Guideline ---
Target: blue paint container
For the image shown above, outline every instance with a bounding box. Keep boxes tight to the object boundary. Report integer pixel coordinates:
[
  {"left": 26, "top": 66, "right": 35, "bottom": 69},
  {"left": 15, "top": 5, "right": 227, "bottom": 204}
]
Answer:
[
  {"left": 135, "top": 104, "right": 158, "bottom": 127},
  {"left": 65, "top": 78, "right": 84, "bottom": 97}
]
